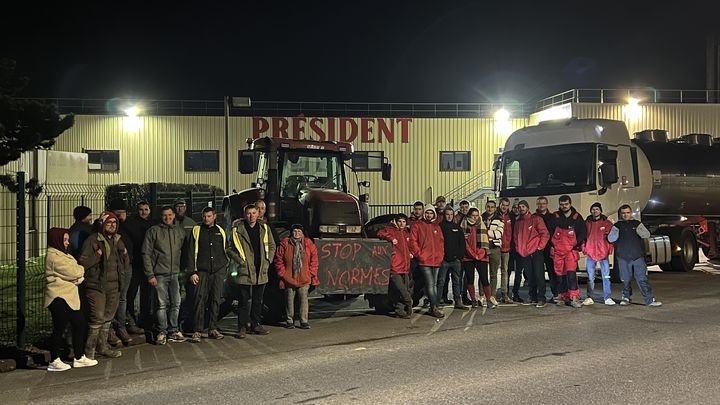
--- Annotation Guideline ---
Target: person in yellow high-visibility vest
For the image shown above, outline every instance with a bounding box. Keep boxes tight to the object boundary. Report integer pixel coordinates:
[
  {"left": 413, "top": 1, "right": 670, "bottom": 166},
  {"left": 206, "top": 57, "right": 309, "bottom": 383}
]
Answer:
[{"left": 226, "top": 204, "right": 276, "bottom": 338}]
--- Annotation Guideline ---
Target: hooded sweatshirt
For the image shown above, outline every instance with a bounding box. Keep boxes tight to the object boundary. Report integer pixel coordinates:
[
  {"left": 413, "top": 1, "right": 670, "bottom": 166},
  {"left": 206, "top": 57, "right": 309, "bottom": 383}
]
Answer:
[
  {"left": 45, "top": 228, "right": 85, "bottom": 310},
  {"left": 584, "top": 214, "right": 614, "bottom": 261},
  {"left": 408, "top": 205, "right": 444, "bottom": 267}
]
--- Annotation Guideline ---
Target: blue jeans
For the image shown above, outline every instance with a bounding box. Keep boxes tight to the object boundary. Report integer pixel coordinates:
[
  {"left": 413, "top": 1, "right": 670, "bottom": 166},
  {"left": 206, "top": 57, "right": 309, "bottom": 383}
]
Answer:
[
  {"left": 112, "top": 266, "right": 132, "bottom": 332},
  {"left": 154, "top": 274, "right": 181, "bottom": 334},
  {"left": 440, "top": 259, "right": 463, "bottom": 300},
  {"left": 617, "top": 257, "right": 655, "bottom": 305},
  {"left": 586, "top": 257, "right": 612, "bottom": 300},
  {"left": 418, "top": 266, "right": 439, "bottom": 307}
]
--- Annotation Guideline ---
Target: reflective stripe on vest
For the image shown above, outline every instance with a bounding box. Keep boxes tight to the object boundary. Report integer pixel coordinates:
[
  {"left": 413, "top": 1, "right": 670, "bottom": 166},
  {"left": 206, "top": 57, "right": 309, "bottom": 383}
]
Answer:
[
  {"left": 192, "top": 225, "right": 227, "bottom": 265},
  {"left": 231, "top": 223, "right": 270, "bottom": 262}
]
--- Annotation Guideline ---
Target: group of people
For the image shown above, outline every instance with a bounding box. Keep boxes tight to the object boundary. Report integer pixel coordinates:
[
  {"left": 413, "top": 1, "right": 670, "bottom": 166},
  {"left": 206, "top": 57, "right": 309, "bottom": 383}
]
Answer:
[
  {"left": 44, "top": 198, "right": 319, "bottom": 372},
  {"left": 377, "top": 194, "right": 663, "bottom": 319},
  {"left": 43, "top": 192, "right": 663, "bottom": 372}
]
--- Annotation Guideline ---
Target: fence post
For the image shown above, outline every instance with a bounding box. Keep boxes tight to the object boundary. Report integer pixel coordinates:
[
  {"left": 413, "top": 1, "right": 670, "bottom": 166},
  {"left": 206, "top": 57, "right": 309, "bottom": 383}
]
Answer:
[
  {"left": 46, "top": 195, "right": 52, "bottom": 235},
  {"left": 16, "top": 172, "right": 26, "bottom": 348}
]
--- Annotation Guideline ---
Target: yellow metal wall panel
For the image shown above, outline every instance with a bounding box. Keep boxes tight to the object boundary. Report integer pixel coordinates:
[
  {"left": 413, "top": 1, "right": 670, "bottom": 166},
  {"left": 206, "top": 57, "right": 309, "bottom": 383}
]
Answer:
[{"left": 571, "top": 103, "right": 720, "bottom": 139}]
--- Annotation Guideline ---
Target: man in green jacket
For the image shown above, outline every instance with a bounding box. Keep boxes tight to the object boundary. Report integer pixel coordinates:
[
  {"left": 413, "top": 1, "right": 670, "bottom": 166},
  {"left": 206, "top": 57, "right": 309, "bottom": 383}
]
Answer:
[
  {"left": 226, "top": 204, "right": 276, "bottom": 338},
  {"left": 142, "top": 206, "right": 188, "bottom": 345}
]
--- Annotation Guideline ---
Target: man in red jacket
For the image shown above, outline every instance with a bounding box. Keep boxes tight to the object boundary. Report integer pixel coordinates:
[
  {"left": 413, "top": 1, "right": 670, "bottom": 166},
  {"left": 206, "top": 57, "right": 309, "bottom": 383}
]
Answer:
[
  {"left": 377, "top": 214, "right": 413, "bottom": 318},
  {"left": 549, "top": 195, "right": 587, "bottom": 308},
  {"left": 583, "top": 202, "right": 615, "bottom": 306},
  {"left": 409, "top": 204, "right": 445, "bottom": 318},
  {"left": 513, "top": 200, "right": 550, "bottom": 307}
]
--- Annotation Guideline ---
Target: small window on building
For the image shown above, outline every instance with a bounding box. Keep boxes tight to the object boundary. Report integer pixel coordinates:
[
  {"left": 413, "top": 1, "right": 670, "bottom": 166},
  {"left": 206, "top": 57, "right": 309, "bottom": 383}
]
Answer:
[
  {"left": 185, "top": 150, "right": 220, "bottom": 172},
  {"left": 86, "top": 150, "right": 120, "bottom": 172},
  {"left": 439, "top": 151, "right": 470, "bottom": 172},
  {"left": 352, "top": 151, "right": 384, "bottom": 172}
]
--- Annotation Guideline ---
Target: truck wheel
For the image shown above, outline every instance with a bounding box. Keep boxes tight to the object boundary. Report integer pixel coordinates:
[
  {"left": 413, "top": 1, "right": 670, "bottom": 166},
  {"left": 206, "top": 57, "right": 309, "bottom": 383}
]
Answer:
[{"left": 668, "top": 228, "right": 697, "bottom": 272}]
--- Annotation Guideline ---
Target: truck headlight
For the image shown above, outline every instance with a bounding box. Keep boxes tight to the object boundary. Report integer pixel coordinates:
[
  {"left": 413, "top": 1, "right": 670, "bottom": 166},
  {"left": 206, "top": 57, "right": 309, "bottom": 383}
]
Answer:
[
  {"left": 345, "top": 225, "right": 362, "bottom": 233},
  {"left": 319, "top": 225, "right": 340, "bottom": 233}
]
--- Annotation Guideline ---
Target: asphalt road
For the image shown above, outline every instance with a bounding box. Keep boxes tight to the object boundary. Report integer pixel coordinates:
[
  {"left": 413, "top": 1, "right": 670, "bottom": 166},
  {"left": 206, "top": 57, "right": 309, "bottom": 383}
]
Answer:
[{"left": 2, "top": 262, "right": 720, "bottom": 405}]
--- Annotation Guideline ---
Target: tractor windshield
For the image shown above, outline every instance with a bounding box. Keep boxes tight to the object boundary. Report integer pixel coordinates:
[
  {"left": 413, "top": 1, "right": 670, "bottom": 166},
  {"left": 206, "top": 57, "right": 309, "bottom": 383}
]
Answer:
[{"left": 280, "top": 151, "right": 347, "bottom": 198}]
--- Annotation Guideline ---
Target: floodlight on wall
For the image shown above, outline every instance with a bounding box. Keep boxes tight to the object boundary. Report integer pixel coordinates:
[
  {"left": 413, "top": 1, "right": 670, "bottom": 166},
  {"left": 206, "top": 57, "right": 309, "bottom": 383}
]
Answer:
[
  {"left": 122, "top": 104, "right": 143, "bottom": 132},
  {"left": 624, "top": 97, "right": 642, "bottom": 121},
  {"left": 494, "top": 108, "right": 512, "bottom": 135}
]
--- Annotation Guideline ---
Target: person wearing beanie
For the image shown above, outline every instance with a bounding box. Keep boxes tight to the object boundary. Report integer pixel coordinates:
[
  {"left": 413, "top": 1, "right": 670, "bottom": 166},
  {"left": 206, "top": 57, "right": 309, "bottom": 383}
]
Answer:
[
  {"left": 69, "top": 206, "right": 93, "bottom": 259},
  {"left": 513, "top": 200, "right": 550, "bottom": 307},
  {"left": 45, "top": 228, "right": 98, "bottom": 371},
  {"left": 608, "top": 205, "right": 662, "bottom": 307},
  {"left": 583, "top": 202, "right": 615, "bottom": 306},
  {"left": 377, "top": 214, "right": 414, "bottom": 318},
  {"left": 107, "top": 198, "right": 134, "bottom": 346},
  {"left": 408, "top": 204, "right": 445, "bottom": 318},
  {"left": 173, "top": 197, "right": 197, "bottom": 233},
  {"left": 78, "top": 211, "right": 129, "bottom": 360},
  {"left": 459, "top": 208, "right": 494, "bottom": 308},
  {"left": 548, "top": 195, "right": 587, "bottom": 309},
  {"left": 275, "top": 223, "right": 318, "bottom": 329},
  {"left": 438, "top": 207, "right": 469, "bottom": 310}
]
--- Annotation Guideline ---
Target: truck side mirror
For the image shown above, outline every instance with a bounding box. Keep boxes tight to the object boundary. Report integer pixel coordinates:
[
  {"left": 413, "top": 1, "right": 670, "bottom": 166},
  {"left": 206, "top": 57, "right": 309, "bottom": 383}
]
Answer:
[
  {"left": 238, "top": 150, "right": 259, "bottom": 174},
  {"left": 381, "top": 162, "right": 392, "bottom": 181}
]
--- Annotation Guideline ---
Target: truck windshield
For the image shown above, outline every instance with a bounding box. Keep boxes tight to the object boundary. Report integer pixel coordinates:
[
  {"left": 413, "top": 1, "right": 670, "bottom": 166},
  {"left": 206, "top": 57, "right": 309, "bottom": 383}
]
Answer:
[
  {"left": 280, "top": 152, "right": 346, "bottom": 197},
  {"left": 500, "top": 143, "right": 596, "bottom": 197}
]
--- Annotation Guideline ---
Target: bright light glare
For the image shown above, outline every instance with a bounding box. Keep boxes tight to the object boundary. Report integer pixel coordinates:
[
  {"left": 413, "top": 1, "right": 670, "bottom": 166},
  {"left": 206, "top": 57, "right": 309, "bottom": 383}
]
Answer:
[
  {"left": 535, "top": 104, "right": 572, "bottom": 123},
  {"left": 123, "top": 116, "right": 142, "bottom": 132},
  {"left": 124, "top": 106, "right": 140, "bottom": 117},
  {"left": 680, "top": 216, "right": 688, "bottom": 222},
  {"left": 625, "top": 97, "right": 642, "bottom": 121},
  {"left": 494, "top": 108, "right": 510, "bottom": 122}
]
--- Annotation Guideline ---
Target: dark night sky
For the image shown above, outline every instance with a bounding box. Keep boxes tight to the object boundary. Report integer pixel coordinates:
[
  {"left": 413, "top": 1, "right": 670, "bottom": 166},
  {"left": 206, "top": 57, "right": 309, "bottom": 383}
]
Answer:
[{"left": 2, "top": 1, "right": 718, "bottom": 103}]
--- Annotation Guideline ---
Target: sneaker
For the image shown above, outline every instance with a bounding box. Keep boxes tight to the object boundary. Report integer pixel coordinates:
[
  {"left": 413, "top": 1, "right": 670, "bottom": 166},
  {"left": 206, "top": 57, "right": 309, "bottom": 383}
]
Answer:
[
  {"left": 190, "top": 332, "right": 202, "bottom": 343},
  {"left": 489, "top": 296, "right": 499, "bottom": 307},
  {"left": 421, "top": 299, "right": 430, "bottom": 309},
  {"left": 48, "top": 358, "right": 71, "bottom": 372},
  {"left": 251, "top": 325, "right": 270, "bottom": 335},
  {"left": 454, "top": 302, "right": 470, "bottom": 311},
  {"left": 284, "top": 322, "right": 296, "bottom": 329},
  {"left": 526, "top": 300, "right": 538, "bottom": 306},
  {"left": 648, "top": 300, "right": 663, "bottom": 307},
  {"left": 535, "top": 301, "right": 547, "bottom": 308},
  {"left": 156, "top": 333, "right": 167, "bottom": 345},
  {"left": 604, "top": 298, "right": 616, "bottom": 306},
  {"left": 479, "top": 296, "right": 487, "bottom": 307},
  {"left": 486, "top": 300, "right": 495, "bottom": 310},
  {"left": 298, "top": 323, "right": 311, "bottom": 329},
  {"left": 429, "top": 307, "right": 445, "bottom": 318},
  {"left": 582, "top": 297, "right": 595, "bottom": 306},
  {"left": 471, "top": 300, "right": 478, "bottom": 308},
  {"left": 117, "top": 328, "right": 133, "bottom": 344},
  {"left": 502, "top": 296, "right": 515, "bottom": 304},
  {"left": 169, "top": 331, "right": 187, "bottom": 342},
  {"left": 73, "top": 355, "right": 98, "bottom": 368},
  {"left": 512, "top": 295, "right": 524, "bottom": 304},
  {"left": 547, "top": 296, "right": 557, "bottom": 304},
  {"left": 209, "top": 329, "right": 224, "bottom": 340},
  {"left": 571, "top": 297, "right": 583, "bottom": 308},
  {"left": 619, "top": 297, "right": 631, "bottom": 306}
]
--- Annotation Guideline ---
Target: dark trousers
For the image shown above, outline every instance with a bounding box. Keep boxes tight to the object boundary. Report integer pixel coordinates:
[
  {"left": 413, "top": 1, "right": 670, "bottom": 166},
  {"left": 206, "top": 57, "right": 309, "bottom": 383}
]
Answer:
[
  {"left": 462, "top": 260, "right": 490, "bottom": 286},
  {"left": 193, "top": 269, "right": 227, "bottom": 332},
  {"left": 510, "top": 251, "right": 524, "bottom": 295},
  {"left": 127, "top": 264, "right": 152, "bottom": 329},
  {"left": 388, "top": 273, "right": 413, "bottom": 313},
  {"left": 231, "top": 283, "right": 266, "bottom": 329},
  {"left": 49, "top": 298, "right": 86, "bottom": 360},
  {"left": 84, "top": 286, "right": 120, "bottom": 327},
  {"left": 520, "top": 250, "right": 546, "bottom": 302},
  {"left": 543, "top": 248, "right": 558, "bottom": 296},
  {"left": 410, "top": 258, "right": 425, "bottom": 305},
  {"left": 618, "top": 257, "right": 656, "bottom": 305}
]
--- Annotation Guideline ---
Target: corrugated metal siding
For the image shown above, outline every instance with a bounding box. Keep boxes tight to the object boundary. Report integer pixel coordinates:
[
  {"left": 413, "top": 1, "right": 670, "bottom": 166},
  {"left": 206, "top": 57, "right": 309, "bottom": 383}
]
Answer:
[
  {"left": 572, "top": 103, "right": 720, "bottom": 139},
  {"left": 0, "top": 151, "right": 34, "bottom": 176}
]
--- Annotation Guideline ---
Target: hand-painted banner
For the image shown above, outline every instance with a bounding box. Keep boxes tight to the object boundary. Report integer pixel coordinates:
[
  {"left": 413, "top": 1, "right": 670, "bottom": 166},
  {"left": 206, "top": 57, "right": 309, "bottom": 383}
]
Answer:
[{"left": 314, "top": 239, "right": 391, "bottom": 294}]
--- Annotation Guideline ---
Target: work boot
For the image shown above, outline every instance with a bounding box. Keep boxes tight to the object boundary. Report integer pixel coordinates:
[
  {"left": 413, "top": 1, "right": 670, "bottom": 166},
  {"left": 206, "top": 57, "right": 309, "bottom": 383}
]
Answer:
[
  {"left": 107, "top": 328, "right": 122, "bottom": 346},
  {"left": 237, "top": 327, "right": 247, "bottom": 339},
  {"left": 97, "top": 323, "right": 122, "bottom": 358},
  {"left": 453, "top": 297, "right": 469, "bottom": 310},
  {"left": 126, "top": 323, "right": 144, "bottom": 335},
  {"left": 429, "top": 306, "right": 445, "bottom": 318},
  {"left": 117, "top": 328, "right": 133, "bottom": 345},
  {"left": 84, "top": 327, "right": 101, "bottom": 360}
]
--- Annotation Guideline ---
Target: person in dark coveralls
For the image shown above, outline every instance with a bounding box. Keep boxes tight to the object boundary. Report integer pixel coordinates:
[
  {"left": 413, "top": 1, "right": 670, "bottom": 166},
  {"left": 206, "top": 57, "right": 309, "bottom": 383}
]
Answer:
[
  {"left": 377, "top": 214, "right": 414, "bottom": 318},
  {"left": 187, "top": 206, "right": 229, "bottom": 342},
  {"left": 78, "top": 211, "right": 127, "bottom": 359},
  {"left": 608, "top": 205, "right": 662, "bottom": 307},
  {"left": 226, "top": 204, "right": 277, "bottom": 338},
  {"left": 275, "top": 224, "right": 319, "bottom": 329}
]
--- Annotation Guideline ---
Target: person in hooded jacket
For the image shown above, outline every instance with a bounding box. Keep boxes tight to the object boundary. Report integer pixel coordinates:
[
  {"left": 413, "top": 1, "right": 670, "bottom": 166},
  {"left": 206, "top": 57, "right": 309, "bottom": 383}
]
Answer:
[
  {"left": 439, "top": 207, "right": 469, "bottom": 310},
  {"left": 377, "top": 214, "right": 414, "bottom": 318},
  {"left": 409, "top": 204, "right": 445, "bottom": 318},
  {"left": 583, "top": 202, "right": 615, "bottom": 305},
  {"left": 79, "top": 211, "right": 128, "bottom": 359},
  {"left": 275, "top": 224, "right": 319, "bottom": 329},
  {"left": 548, "top": 195, "right": 587, "bottom": 308},
  {"left": 45, "top": 228, "right": 98, "bottom": 371}
]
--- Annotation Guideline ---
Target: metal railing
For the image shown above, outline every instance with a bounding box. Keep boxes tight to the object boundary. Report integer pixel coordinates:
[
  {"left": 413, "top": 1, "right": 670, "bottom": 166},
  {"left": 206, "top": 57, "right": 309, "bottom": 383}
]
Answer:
[
  {"left": 536, "top": 88, "right": 720, "bottom": 110},
  {"left": 443, "top": 169, "right": 495, "bottom": 204},
  {"left": 18, "top": 97, "right": 527, "bottom": 119}
]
